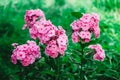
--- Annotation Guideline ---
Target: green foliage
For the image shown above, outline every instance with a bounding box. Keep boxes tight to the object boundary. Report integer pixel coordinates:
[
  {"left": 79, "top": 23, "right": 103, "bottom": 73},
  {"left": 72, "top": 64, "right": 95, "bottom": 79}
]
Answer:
[
  {"left": 0, "top": 0, "right": 120, "bottom": 80},
  {"left": 71, "top": 12, "right": 83, "bottom": 19},
  {"left": 93, "top": 0, "right": 120, "bottom": 11}
]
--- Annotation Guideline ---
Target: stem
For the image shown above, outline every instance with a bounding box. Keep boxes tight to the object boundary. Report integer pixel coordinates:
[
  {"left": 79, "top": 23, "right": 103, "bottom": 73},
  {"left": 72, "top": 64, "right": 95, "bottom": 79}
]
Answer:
[
  {"left": 80, "top": 43, "right": 85, "bottom": 80},
  {"left": 19, "top": 67, "right": 24, "bottom": 80},
  {"left": 56, "top": 57, "right": 60, "bottom": 80}
]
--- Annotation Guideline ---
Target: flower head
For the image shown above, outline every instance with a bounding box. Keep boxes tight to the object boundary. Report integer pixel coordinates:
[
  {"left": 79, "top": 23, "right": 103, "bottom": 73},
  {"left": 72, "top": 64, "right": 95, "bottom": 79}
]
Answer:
[
  {"left": 70, "top": 13, "right": 100, "bottom": 43},
  {"left": 11, "top": 40, "right": 41, "bottom": 66},
  {"left": 88, "top": 44, "right": 105, "bottom": 61},
  {"left": 24, "top": 9, "right": 45, "bottom": 27},
  {"left": 22, "top": 9, "right": 68, "bottom": 58},
  {"left": 45, "top": 26, "right": 68, "bottom": 58}
]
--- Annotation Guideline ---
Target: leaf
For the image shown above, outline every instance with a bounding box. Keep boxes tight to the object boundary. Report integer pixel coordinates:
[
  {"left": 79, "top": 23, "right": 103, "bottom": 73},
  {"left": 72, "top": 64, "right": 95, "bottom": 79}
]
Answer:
[
  {"left": 41, "top": 70, "right": 56, "bottom": 77},
  {"left": 71, "top": 12, "right": 83, "bottom": 19}
]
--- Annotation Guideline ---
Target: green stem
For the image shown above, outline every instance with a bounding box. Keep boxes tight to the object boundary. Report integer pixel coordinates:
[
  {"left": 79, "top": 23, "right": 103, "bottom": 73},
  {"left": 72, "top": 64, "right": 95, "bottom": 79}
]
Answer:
[
  {"left": 80, "top": 43, "right": 85, "bottom": 80},
  {"left": 56, "top": 57, "right": 60, "bottom": 80},
  {"left": 80, "top": 53, "right": 83, "bottom": 80},
  {"left": 19, "top": 67, "right": 24, "bottom": 80}
]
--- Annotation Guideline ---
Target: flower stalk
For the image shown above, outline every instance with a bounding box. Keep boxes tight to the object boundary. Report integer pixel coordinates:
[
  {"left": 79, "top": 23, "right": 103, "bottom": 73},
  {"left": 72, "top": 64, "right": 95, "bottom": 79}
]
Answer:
[{"left": 80, "top": 43, "right": 85, "bottom": 80}]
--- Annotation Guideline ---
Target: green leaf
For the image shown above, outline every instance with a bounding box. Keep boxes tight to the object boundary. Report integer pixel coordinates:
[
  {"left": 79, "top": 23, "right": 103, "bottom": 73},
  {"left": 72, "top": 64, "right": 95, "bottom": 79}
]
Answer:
[
  {"left": 71, "top": 12, "right": 83, "bottom": 19},
  {"left": 41, "top": 70, "right": 56, "bottom": 77}
]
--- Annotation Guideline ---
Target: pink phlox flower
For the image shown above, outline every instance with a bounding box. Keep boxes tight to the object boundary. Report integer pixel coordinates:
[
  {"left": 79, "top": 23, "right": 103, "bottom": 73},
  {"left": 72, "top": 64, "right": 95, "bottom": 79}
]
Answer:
[{"left": 88, "top": 44, "right": 105, "bottom": 61}]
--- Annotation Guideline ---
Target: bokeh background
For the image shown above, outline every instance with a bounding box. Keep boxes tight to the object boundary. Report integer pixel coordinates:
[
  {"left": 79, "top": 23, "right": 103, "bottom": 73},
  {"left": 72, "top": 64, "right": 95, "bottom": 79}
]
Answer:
[{"left": 0, "top": 0, "right": 120, "bottom": 80}]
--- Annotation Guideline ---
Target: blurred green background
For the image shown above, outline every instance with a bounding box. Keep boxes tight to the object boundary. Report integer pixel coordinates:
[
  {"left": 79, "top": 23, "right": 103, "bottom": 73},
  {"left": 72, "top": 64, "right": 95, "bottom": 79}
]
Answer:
[{"left": 0, "top": 0, "right": 120, "bottom": 80}]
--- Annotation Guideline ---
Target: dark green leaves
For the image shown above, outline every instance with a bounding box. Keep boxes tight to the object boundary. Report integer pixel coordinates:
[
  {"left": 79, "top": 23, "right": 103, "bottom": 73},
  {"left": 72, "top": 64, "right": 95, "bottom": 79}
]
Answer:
[{"left": 71, "top": 12, "right": 83, "bottom": 19}]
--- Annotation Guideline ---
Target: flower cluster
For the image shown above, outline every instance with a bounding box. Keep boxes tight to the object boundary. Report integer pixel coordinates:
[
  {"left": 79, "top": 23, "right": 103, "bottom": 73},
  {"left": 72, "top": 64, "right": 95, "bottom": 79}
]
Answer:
[
  {"left": 23, "top": 9, "right": 45, "bottom": 28},
  {"left": 11, "top": 9, "right": 104, "bottom": 67},
  {"left": 23, "top": 9, "right": 68, "bottom": 58},
  {"left": 88, "top": 44, "right": 105, "bottom": 61},
  {"left": 29, "top": 20, "right": 57, "bottom": 44},
  {"left": 45, "top": 26, "right": 68, "bottom": 58},
  {"left": 11, "top": 40, "right": 41, "bottom": 66},
  {"left": 71, "top": 13, "right": 100, "bottom": 43}
]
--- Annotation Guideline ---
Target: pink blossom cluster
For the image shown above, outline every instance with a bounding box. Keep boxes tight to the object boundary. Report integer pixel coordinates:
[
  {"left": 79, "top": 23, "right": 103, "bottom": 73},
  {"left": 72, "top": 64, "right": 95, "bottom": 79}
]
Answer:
[
  {"left": 29, "top": 20, "right": 58, "bottom": 44},
  {"left": 45, "top": 26, "right": 68, "bottom": 58},
  {"left": 11, "top": 40, "right": 41, "bottom": 66},
  {"left": 71, "top": 13, "right": 100, "bottom": 43},
  {"left": 88, "top": 44, "right": 105, "bottom": 61},
  {"left": 23, "top": 9, "right": 45, "bottom": 28},
  {"left": 22, "top": 9, "right": 68, "bottom": 58}
]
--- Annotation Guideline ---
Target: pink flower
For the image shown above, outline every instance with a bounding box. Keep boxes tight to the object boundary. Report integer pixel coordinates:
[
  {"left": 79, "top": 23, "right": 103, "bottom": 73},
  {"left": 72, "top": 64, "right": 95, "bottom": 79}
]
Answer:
[
  {"left": 93, "top": 27, "right": 100, "bottom": 38},
  {"left": 29, "top": 26, "right": 38, "bottom": 39},
  {"left": 35, "top": 22, "right": 44, "bottom": 34},
  {"left": 11, "top": 54, "right": 17, "bottom": 64},
  {"left": 79, "top": 31, "right": 86, "bottom": 39},
  {"left": 24, "top": 9, "right": 45, "bottom": 27},
  {"left": 88, "top": 44, "right": 105, "bottom": 61},
  {"left": 16, "top": 52, "right": 26, "bottom": 60},
  {"left": 56, "top": 26, "right": 65, "bottom": 36},
  {"left": 70, "top": 13, "right": 100, "bottom": 43},
  {"left": 57, "top": 35, "right": 68, "bottom": 55},
  {"left": 11, "top": 40, "right": 41, "bottom": 66},
  {"left": 39, "top": 34, "right": 51, "bottom": 44},
  {"left": 21, "top": 55, "right": 36, "bottom": 66},
  {"left": 44, "top": 26, "right": 68, "bottom": 58},
  {"left": 22, "top": 9, "right": 68, "bottom": 58},
  {"left": 27, "top": 40, "right": 36, "bottom": 45},
  {"left": 27, "top": 20, "right": 57, "bottom": 44},
  {"left": 58, "top": 45, "right": 67, "bottom": 55},
  {"left": 47, "top": 30, "right": 56, "bottom": 37},
  {"left": 91, "top": 13, "right": 100, "bottom": 21},
  {"left": 93, "top": 52, "right": 105, "bottom": 61},
  {"left": 81, "top": 22, "right": 90, "bottom": 31},
  {"left": 79, "top": 31, "right": 91, "bottom": 42},
  {"left": 70, "top": 20, "right": 80, "bottom": 31},
  {"left": 29, "top": 55, "right": 35, "bottom": 64},
  {"left": 49, "top": 40, "right": 57, "bottom": 45},
  {"left": 22, "top": 24, "right": 28, "bottom": 30},
  {"left": 21, "top": 56, "right": 31, "bottom": 66},
  {"left": 72, "top": 31, "right": 79, "bottom": 43},
  {"left": 57, "top": 35, "right": 68, "bottom": 46},
  {"left": 45, "top": 42, "right": 59, "bottom": 58},
  {"left": 12, "top": 43, "right": 18, "bottom": 48},
  {"left": 18, "top": 44, "right": 28, "bottom": 51},
  {"left": 80, "top": 14, "right": 91, "bottom": 23}
]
